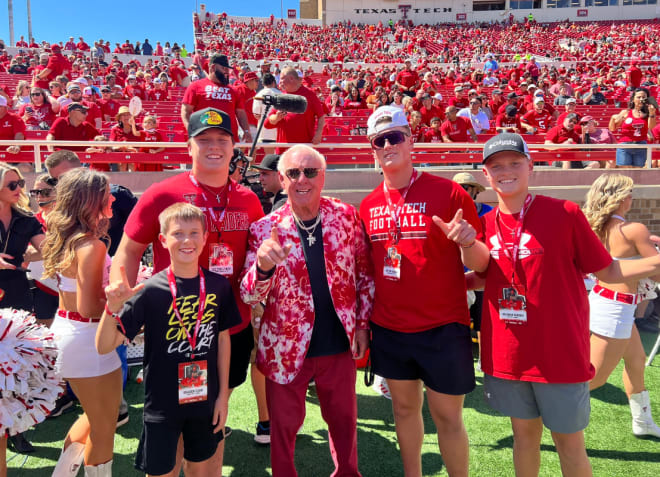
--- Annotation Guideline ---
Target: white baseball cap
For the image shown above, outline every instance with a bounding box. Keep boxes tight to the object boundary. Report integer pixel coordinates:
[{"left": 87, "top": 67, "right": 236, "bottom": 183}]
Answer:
[{"left": 367, "top": 106, "right": 410, "bottom": 137}]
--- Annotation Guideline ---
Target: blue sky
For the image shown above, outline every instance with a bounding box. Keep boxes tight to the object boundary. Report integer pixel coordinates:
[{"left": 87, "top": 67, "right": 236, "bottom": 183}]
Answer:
[{"left": 1, "top": 1, "right": 300, "bottom": 48}]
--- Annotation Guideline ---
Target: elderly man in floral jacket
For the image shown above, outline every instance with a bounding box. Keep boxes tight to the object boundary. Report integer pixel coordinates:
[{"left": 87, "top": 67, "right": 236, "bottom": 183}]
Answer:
[{"left": 241, "top": 144, "right": 374, "bottom": 477}]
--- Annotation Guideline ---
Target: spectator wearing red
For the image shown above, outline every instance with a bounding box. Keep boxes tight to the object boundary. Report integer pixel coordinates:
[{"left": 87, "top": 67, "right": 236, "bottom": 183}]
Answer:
[
  {"left": 423, "top": 117, "right": 443, "bottom": 142},
  {"left": 15, "top": 35, "right": 28, "bottom": 48},
  {"left": 489, "top": 89, "right": 505, "bottom": 116},
  {"left": 440, "top": 106, "right": 477, "bottom": 143},
  {"left": 0, "top": 96, "right": 25, "bottom": 154},
  {"left": 47, "top": 102, "right": 99, "bottom": 152},
  {"left": 35, "top": 44, "right": 71, "bottom": 89},
  {"left": 168, "top": 61, "right": 190, "bottom": 88},
  {"left": 76, "top": 37, "right": 90, "bottom": 51},
  {"left": 498, "top": 92, "right": 523, "bottom": 116},
  {"left": 148, "top": 78, "right": 170, "bottom": 101},
  {"left": 326, "top": 89, "right": 344, "bottom": 117},
  {"left": 181, "top": 53, "right": 252, "bottom": 143},
  {"left": 449, "top": 85, "right": 469, "bottom": 109},
  {"left": 343, "top": 85, "right": 366, "bottom": 110},
  {"left": 556, "top": 98, "right": 581, "bottom": 132},
  {"left": 123, "top": 75, "right": 146, "bottom": 101},
  {"left": 419, "top": 94, "right": 444, "bottom": 126},
  {"left": 409, "top": 110, "right": 424, "bottom": 142},
  {"left": 110, "top": 106, "right": 144, "bottom": 152},
  {"left": 234, "top": 71, "right": 260, "bottom": 136},
  {"left": 98, "top": 85, "right": 121, "bottom": 121},
  {"left": 545, "top": 113, "right": 582, "bottom": 169},
  {"left": 136, "top": 116, "right": 165, "bottom": 172},
  {"left": 64, "top": 37, "right": 76, "bottom": 51},
  {"left": 266, "top": 66, "right": 325, "bottom": 147},
  {"left": 496, "top": 105, "right": 523, "bottom": 134},
  {"left": 19, "top": 86, "right": 61, "bottom": 131},
  {"left": 395, "top": 59, "right": 420, "bottom": 96},
  {"left": 629, "top": 61, "right": 643, "bottom": 89},
  {"left": 521, "top": 97, "right": 554, "bottom": 134}
]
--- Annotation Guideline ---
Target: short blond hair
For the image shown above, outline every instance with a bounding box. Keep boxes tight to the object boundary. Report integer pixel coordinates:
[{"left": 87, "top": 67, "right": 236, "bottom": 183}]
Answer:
[{"left": 158, "top": 202, "right": 207, "bottom": 235}]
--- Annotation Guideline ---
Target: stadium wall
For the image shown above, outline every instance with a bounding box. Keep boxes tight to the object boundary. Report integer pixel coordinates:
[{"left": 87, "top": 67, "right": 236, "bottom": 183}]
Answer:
[{"left": 319, "top": 0, "right": 659, "bottom": 24}]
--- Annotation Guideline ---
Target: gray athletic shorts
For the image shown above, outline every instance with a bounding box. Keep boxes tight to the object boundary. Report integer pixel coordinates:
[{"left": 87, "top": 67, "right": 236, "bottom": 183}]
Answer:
[{"left": 483, "top": 374, "right": 590, "bottom": 434}]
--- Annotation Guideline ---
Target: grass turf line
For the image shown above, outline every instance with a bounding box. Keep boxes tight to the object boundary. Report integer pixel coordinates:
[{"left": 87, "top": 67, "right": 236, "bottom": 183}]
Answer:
[{"left": 7, "top": 330, "right": 660, "bottom": 476}]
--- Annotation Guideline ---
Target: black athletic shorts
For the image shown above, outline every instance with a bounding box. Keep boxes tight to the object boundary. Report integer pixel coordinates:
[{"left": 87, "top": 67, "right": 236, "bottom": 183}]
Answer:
[
  {"left": 228, "top": 324, "right": 254, "bottom": 389},
  {"left": 370, "top": 322, "right": 475, "bottom": 395},
  {"left": 135, "top": 415, "right": 224, "bottom": 475}
]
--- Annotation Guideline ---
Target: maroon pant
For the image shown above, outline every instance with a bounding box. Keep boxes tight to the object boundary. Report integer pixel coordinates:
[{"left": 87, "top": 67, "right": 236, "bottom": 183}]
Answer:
[{"left": 266, "top": 351, "right": 361, "bottom": 477}]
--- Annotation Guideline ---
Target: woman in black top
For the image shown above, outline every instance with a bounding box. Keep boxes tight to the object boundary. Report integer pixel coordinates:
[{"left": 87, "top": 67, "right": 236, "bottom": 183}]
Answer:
[
  {"left": 0, "top": 162, "right": 45, "bottom": 455},
  {"left": 0, "top": 163, "right": 45, "bottom": 312}
]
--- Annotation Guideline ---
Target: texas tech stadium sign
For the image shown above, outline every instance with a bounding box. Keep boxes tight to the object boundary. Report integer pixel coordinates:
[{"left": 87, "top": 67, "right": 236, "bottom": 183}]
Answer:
[{"left": 325, "top": 1, "right": 455, "bottom": 24}]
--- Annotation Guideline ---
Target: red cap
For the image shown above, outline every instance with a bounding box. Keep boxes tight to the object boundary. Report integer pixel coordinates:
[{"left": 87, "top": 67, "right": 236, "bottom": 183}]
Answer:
[
  {"left": 51, "top": 43, "right": 61, "bottom": 50},
  {"left": 244, "top": 71, "right": 258, "bottom": 82}
]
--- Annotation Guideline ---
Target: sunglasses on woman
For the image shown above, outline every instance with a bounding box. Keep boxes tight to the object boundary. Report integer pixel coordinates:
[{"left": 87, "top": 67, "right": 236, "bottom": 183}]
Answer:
[
  {"left": 370, "top": 130, "right": 409, "bottom": 149},
  {"left": 6, "top": 179, "right": 26, "bottom": 191},
  {"left": 29, "top": 188, "right": 54, "bottom": 198},
  {"left": 284, "top": 168, "right": 321, "bottom": 180}
]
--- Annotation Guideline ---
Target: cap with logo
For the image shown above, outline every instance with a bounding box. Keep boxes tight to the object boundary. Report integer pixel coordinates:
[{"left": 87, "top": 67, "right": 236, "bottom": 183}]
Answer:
[
  {"left": 452, "top": 172, "right": 486, "bottom": 192},
  {"left": 243, "top": 71, "right": 258, "bottom": 82},
  {"left": 533, "top": 96, "right": 545, "bottom": 104},
  {"left": 66, "top": 83, "right": 81, "bottom": 93},
  {"left": 209, "top": 53, "right": 230, "bottom": 68},
  {"left": 67, "top": 102, "right": 88, "bottom": 113},
  {"left": 252, "top": 154, "right": 280, "bottom": 172},
  {"left": 566, "top": 97, "right": 577, "bottom": 104},
  {"left": 482, "top": 133, "right": 530, "bottom": 164},
  {"left": 188, "top": 107, "right": 233, "bottom": 138},
  {"left": 367, "top": 106, "right": 410, "bottom": 137}
]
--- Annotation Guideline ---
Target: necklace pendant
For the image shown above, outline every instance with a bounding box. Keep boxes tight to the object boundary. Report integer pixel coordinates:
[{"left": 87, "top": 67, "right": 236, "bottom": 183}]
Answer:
[{"left": 307, "top": 235, "right": 316, "bottom": 246}]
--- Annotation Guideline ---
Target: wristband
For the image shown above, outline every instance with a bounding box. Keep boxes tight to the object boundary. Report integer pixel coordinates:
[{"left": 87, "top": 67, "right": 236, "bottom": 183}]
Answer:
[
  {"left": 461, "top": 240, "right": 477, "bottom": 249},
  {"left": 256, "top": 264, "right": 275, "bottom": 279},
  {"left": 650, "top": 115, "right": 656, "bottom": 118},
  {"left": 104, "top": 303, "right": 126, "bottom": 335}
]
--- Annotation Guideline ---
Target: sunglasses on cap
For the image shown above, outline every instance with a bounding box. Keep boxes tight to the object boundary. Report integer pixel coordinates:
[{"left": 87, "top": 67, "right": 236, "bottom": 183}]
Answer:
[
  {"left": 370, "top": 130, "right": 409, "bottom": 149},
  {"left": 284, "top": 168, "right": 322, "bottom": 180},
  {"left": 29, "top": 188, "right": 54, "bottom": 198},
  {"left": 6, "top": 179, "right": 25, "bottom": 191}
]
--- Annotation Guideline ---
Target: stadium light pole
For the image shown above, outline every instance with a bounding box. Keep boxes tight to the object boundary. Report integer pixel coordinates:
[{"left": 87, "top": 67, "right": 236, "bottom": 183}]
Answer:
[
  {"left": 27, "top": 0, "right": 32, "bottom": 44},
  {"left": 281, "top": 0, "right": 283, "bottom": 19},
  {"left": 8, "top": 0, "right": 15, "bottom": 46}
]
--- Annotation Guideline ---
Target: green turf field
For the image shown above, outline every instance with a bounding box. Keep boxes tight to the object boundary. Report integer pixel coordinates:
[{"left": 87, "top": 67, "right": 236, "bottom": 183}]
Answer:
[{"left": 7, "top": 330, "right": 660, "bottom": 476}]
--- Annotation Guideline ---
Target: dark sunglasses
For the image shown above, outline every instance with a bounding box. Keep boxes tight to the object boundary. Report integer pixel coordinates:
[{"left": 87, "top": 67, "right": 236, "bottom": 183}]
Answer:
[
  {"left": 30, "top": 92, "right": 42, "bottom": 96},
  {"left": 29, "top": 188, "right": 54, "bottom": 198},
  {"left": 6, "top": 179, "right": 25, "bottom": 191},
  {"left": 44, "top": 176, "right": 58, "bottom": 187},
  {"left": 371, "top": 130, "right": 409, "bottom": 149},
  {"left": 284, "top": 168, "right": 321, "bottom": 180}
]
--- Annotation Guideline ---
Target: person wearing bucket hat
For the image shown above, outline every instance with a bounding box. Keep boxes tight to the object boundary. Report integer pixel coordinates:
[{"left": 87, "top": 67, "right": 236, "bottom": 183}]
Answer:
[
  {"left": 109, "top": 105, "right": 143, "bottom": 156},
  {"left": 475, "top": 132, "right": 660, "bottom": 476},
  {"left": 181, "top": 53, "right": 252, "bottom": 143},
  {"left": 360, "top": 105, "right": 487, "bottom": 477},
  {"left": 111, "top": 105, "right": 264, "bottom": 473}
]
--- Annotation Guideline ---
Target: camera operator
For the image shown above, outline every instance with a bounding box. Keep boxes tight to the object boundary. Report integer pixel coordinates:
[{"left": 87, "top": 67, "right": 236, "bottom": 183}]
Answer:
[{"left": 251, "top": 154, "right": 287, "bottom": 214}]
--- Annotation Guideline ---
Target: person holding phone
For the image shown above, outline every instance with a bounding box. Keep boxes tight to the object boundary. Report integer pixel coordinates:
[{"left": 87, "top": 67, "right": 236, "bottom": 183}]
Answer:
[{"left": 609, "top": 88, "right": 657, "bottom": 168}]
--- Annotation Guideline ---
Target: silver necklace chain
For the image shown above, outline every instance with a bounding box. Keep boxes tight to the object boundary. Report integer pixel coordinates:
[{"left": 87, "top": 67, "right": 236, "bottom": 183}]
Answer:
[{"left": 293, "top": 212, "right": 321, "bottom": 246}]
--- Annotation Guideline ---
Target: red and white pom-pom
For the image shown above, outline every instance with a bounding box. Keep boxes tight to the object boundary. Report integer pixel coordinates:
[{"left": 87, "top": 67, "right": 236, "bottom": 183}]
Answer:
[
  {"left": 136, "top": 264, "right": 153, "bottom": 284},
  {"left": 0, "top": 309, "right": 60, "bottom": 436}
]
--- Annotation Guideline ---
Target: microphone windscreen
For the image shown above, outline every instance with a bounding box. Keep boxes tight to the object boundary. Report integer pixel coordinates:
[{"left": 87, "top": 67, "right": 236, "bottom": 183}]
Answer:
[{"left": 271, "top": 94, "right": 308, "bottom": 114}]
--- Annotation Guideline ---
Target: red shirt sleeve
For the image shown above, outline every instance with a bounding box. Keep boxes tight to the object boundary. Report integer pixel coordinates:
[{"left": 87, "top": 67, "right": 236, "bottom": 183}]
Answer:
[{"left": 123, "top": 185, "right": 161, "bottom": 245}]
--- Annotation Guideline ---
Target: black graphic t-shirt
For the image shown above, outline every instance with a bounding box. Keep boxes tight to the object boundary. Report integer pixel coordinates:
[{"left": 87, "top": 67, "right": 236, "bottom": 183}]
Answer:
[{"left": 119, "top": 268, "right": 241, "bottom": 422}]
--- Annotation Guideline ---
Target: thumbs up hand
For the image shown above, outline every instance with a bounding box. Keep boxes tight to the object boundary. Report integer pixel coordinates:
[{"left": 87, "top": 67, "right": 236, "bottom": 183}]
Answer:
[
  {"left": 256, "top": 226, "right": 292, "bottom": 273},
  {"left": 432, "top": 209, "right": 477, "bottom": 248}
]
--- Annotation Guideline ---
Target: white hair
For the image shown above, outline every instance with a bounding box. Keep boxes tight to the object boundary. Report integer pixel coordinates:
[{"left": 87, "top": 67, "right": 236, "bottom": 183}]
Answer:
[{"left": 277, "top": 145, "right": 327, "bottom": 174}]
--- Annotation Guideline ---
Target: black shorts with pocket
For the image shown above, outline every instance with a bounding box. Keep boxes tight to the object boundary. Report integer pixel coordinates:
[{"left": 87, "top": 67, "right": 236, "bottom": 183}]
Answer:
[
  {"left": 228, "top": 324, "right": 254, "bottom": 389},
  {"left": 370, "top": 322, "right": 475, "bottom": 395},
  {"left": 135, "top": 415, "right": 224, "bottom": 475}
]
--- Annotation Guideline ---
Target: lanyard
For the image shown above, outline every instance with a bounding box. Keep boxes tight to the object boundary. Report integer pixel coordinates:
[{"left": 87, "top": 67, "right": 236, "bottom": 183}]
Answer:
[
  {"left": 167, "top": 266, "right": 206, "bottom": 359},
  {"left": 188, "top": 174, "right": 231, "bottom": 236},
  {"left": 494, "top": 194, "right": 533, "bottom": 287},
  {"left": 382, "top": 169, "right": 418, "bottom": 244}
]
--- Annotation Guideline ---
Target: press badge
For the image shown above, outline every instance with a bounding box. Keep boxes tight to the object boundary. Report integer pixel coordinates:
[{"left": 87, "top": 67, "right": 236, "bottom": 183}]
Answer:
[
  {"left": 383, "top": 245, "right": 402, "bottom": 281},
  {"left": 498, "top": 286, "right": 527, "bottom": 324},
  {"left": 209, "top": 243, "right": 233, "bottom": 277},
  {"left": 178, "top": 361, "right": 208, "bottom": 404}
]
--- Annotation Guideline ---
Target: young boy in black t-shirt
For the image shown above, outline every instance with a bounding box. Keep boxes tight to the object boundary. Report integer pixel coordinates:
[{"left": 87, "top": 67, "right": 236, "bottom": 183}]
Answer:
[{"left": 96, "top": 202, "right": 241, "bottom": 476}]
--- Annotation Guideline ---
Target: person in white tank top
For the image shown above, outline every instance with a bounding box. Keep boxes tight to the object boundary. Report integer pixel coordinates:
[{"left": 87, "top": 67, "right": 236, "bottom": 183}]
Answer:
[
  {"left": 584, "top": 173, "right": 660, "bottom": 439},
  {"left": 41, "top": 168, "right": 121, "bottom": 477}
]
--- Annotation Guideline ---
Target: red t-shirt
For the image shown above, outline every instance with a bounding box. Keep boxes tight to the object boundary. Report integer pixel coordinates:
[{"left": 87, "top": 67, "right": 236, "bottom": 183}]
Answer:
[
  {"left": 18, "top": 103, "right": 56, "bottom": 130},
  {"left": 149, "top": 89, "right": 169, "bottom": 101},
  {"left": 423, "top": 128, "right": 443, "bottom": 142},
  {"left": 98, "top": 98, "right": 121, "bottom": 119},
  {"left": 396, "top": 70, "right": 420, "bottom": 89},
  {"left": 360, "top": 172, "right": 481, "bottom": 332},
  {"left": 110, "top": 125, "right": 144, "bottom": 143},
  {"left": 45, "top": 53, "right": 70, "bottom": 82},
  {"left": 478, "top": 196, "right": 612, "bottom": 383},
  {"left": 48, "top": 118, "right": 99, "bottom": 150},
  {"left": 440, "top": 117, "right": 472, "bottom": 142},
  {"left": 521, "top": 110, "right": 553, "bottom": 132},
  {"left": 265, "top": 85, "right": 325, "bottom": 144},
  {"left": 234, "top": 84, "right": 257, "bottom": 126},
  {"left": 182, "top": 78, "right": 245, "bottom": 142},
  {"left": 449, "top": 97, "right": 469, "bottom": 109},
  {"left": 619, "top": 110, "right": 649, "bottom": 143},
  {"left": 122, "top": 172, "right": 264, "bottom": 333},
  {"left": 420, "top": 105, "right": 445, "bottom": 125},
  {"left": 545, "top": 125, "right": 580, "bottom": 144},
  {"left": 495, "top": 114, "right": 522, "bottom": 131},
  {"left": 0, "top": 112, "right": 26, "bottom": 139}
]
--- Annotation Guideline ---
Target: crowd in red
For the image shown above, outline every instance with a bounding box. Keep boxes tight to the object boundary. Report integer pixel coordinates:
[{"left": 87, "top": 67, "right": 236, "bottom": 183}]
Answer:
[{"left": 0, "top": 16, "right": 659, "bottom": 168}]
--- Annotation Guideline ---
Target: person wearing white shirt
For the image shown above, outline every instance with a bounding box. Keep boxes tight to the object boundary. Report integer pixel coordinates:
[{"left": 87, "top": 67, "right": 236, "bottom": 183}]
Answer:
[
  {"left": 253, "top": 73, "right": 282, "bottom": 145},
  {"left": 457, "top": 97, "right": 490, "bottom": 135}
]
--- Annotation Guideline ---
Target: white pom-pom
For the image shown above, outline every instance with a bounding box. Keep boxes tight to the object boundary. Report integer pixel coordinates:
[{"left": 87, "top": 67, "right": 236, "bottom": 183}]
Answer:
[{"left": 0, "top": 309, "right": 60, "bottom": 436}]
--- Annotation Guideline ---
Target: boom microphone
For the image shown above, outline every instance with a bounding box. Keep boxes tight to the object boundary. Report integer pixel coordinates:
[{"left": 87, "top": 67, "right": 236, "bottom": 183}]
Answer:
[{"left": 257, "top": 94, "right": 308, "bottom": 114}]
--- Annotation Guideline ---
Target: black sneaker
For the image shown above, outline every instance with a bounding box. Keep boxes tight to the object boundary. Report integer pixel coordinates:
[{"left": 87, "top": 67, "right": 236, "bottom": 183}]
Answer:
[
  {"left": 8, "top": 432, "right": 35, "bottom": 453},
  {"left": 48, "top": 394, "right": 75, "bottom": 419},
  {"left": 254, "top": 421, "right": 270, "bottom": 445}
]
